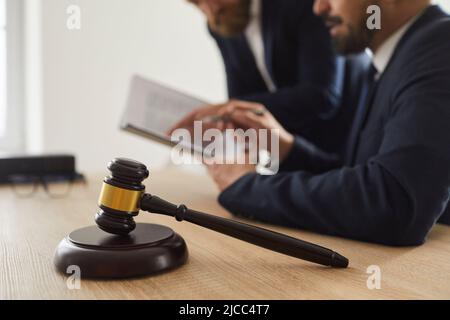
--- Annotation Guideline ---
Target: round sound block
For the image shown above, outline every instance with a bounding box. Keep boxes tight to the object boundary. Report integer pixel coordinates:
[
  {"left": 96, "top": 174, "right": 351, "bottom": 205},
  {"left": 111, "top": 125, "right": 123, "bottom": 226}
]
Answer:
[{"left": 54, "top": 223, "right": 188, "bottom": 279}]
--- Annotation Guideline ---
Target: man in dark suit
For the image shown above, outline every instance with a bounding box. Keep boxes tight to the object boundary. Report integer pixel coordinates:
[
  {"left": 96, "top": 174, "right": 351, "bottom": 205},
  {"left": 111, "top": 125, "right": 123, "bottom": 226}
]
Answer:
[
  {"left": 207, "top": 0, "right": 450, "bottom": 246},
  {"left": 171, "top": 0, "right": 369, "bottom": 154}
]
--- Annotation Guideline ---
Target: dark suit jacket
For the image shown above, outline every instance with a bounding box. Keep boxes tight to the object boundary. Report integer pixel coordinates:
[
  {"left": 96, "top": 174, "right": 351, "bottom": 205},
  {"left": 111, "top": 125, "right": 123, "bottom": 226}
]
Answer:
[
  {"left": 218, "top": 6, "right": 450, "bottom": 246},
  {"left": 210, "top": 0, "right": 369, "bottom": 153}
]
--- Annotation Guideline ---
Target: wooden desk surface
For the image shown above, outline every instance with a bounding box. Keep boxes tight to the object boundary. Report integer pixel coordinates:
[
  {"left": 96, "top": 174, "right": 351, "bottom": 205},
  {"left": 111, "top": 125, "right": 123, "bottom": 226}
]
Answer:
[{"left": 1, "top": 169, "right": 449, "bottom": 300}]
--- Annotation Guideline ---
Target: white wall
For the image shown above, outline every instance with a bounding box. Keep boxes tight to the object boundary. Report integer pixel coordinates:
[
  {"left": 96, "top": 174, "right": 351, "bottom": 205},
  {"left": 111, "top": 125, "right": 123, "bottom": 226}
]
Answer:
[{"left": 31, "top": 0, "right": 226, "bottom": 173}]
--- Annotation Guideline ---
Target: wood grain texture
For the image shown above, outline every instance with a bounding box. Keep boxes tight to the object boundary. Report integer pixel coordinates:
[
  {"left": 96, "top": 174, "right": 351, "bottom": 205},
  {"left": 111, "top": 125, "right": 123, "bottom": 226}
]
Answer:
[{"left": 0, "top": 169, "right": 449, "bottom": 300}]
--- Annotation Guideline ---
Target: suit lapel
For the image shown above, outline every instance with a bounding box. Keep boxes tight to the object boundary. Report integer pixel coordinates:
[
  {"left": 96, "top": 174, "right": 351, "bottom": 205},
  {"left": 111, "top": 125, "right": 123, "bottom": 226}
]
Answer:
[
  {"left": 261, "top": 0, "right": 278, "bottom": 80},
  {"left": 347, "top": 80, "right": 379, "bottom": 164}
]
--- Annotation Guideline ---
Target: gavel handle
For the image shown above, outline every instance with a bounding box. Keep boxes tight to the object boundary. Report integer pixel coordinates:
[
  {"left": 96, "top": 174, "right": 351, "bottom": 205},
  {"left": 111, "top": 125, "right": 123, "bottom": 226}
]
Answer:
[{"left": 140, "top": 194, "right": 348, "bottom": 268}]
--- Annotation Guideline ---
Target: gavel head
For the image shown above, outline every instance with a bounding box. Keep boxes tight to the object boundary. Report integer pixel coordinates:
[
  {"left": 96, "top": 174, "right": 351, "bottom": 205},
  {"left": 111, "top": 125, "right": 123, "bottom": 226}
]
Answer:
[{"left": 95, "top": 158, "right": 149, "bottom": 235}]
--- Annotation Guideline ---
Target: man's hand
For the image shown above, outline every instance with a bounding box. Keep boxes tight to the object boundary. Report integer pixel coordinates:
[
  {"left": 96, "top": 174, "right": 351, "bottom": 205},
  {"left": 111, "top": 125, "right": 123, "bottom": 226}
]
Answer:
[
  {"left": 166, "top": 103, "right": 226, "bottom": 136},
  {"left": 207, "top": 162, "right": 256, "bottom": 192},
  {"left": 166, "top": 99, "right": 253, "bottom": 136},
  {"left": 217, "top": 100, "right": 295, "bottom": 162}
]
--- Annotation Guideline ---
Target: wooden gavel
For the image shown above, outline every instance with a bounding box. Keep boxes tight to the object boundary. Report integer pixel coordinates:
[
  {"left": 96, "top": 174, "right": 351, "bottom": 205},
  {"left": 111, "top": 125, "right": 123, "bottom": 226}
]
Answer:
[{"left": 94, "top": 158, "right": 349, "bottom": 268}]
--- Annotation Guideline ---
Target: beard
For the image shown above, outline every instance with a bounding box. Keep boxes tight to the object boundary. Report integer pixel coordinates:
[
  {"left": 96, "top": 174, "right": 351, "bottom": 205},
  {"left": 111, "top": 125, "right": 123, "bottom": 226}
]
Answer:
[
  {"left": 208, "top": 0, "right": 251, "bottom": 38},
  {"left": 322, "top": 14, "right": 375, "bottom": 55},
  {"left": 332, "top": 24, "right": 375, "bottom": 55}
]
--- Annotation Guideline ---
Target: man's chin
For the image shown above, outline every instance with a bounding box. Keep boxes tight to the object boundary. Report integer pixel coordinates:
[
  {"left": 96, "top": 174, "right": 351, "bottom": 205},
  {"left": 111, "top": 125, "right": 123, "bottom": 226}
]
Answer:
[{"left": 209, "top": 23, "right": 247, "bottom": 38}]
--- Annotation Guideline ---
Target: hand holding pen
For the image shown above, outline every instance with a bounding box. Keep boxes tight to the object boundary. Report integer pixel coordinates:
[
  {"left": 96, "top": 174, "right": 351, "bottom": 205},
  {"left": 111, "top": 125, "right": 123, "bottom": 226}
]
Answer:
[{"left": 166, "top": 100, "right": 266, "bottom": 135}]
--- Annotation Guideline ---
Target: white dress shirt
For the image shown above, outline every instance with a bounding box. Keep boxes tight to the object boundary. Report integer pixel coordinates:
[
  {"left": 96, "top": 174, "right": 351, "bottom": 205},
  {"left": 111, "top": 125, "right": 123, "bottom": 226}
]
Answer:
[{"left": 244, "top": 0, "right": 277, "bottom": 92}]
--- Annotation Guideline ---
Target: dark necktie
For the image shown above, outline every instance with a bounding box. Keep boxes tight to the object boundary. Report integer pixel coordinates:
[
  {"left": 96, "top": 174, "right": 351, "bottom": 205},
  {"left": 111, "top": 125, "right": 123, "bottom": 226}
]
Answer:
[{"left": 345, "top": 64, "right": 379, "bottom": 164}]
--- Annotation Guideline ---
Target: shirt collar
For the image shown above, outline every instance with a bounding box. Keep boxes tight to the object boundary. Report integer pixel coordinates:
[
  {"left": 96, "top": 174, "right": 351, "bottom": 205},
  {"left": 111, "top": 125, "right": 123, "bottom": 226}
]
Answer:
[{"left": 372, "top": 10, "right": 424, "bottom": 75}]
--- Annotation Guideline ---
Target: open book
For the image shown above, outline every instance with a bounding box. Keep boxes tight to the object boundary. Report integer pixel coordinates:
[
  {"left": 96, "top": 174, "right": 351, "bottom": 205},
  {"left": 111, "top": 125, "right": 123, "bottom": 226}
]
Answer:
[{"left": 120, "top": 75, "right": 209, "bottom": 154}]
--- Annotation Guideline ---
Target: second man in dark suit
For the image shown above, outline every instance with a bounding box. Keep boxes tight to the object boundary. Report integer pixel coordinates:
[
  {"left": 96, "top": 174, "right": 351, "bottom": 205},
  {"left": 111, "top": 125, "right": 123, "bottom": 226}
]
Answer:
[
  {"left": 171, "top": 0, "right": 369, "bottom": 154},
  {"left": 207, "top": 0, "right": 450, "bottom": 246}
]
